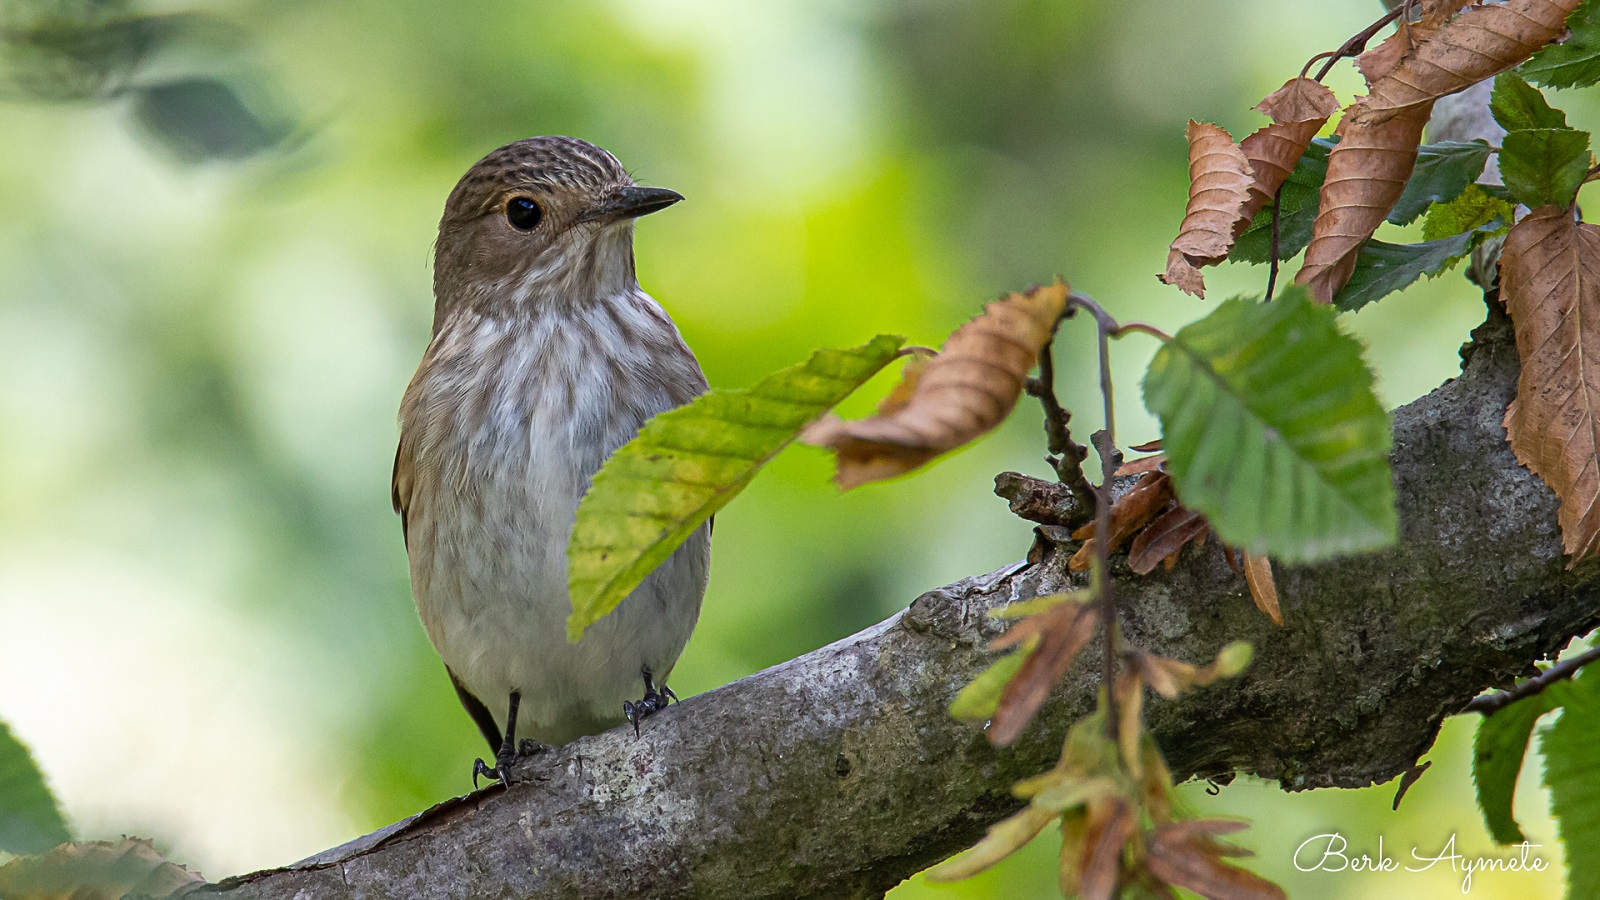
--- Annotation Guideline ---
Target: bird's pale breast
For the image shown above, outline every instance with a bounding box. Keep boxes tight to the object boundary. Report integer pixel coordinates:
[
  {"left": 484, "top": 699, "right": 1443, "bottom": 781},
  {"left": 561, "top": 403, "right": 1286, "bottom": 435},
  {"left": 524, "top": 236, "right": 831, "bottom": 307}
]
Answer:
[{"left": 398, "top": 293, "right": 708, "bottom": 744}]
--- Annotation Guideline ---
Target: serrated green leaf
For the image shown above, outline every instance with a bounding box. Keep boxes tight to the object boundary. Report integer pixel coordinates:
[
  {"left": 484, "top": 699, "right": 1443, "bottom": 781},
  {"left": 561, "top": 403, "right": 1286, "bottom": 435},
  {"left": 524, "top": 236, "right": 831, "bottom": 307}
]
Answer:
[
  {"left": 1524, "top": 0, "right": 1600, "bottom": 89},
  {"left": 566, "top": 335, "right": 905, "bottom": 641},
  {"left": 1492, "top": 72, "right": 1569, "bottom": 132},
  {"left": 1474, "top": 692, "right": 1563, "bottom": 845},
  {"left": 1141, "top": 288, "right": 1396, "bottom": 562},
  {"left": 1422, "top": 185, "right": 1517, "bottom": 242},
  {"left": 1388, "top": 141, "right": 1492, "bottom": 226},
  {"left": 1334, "top": 219, "right": 1506, "bottom": 313},
  {"left": 0, "top": 721, "right": 70, "bottom": 855},
  {"left": 1230, "top": 138, "right": 1333, "bottom": 264},
  {"left": 950, "top": 641, "right": 1035, "bottom": 724},
  {"left": 1543, "top": 665, "right": 1600, "bottom": 899},
  {"left": 1501, "top": 127, "right": 1593, "bottom": 209}
]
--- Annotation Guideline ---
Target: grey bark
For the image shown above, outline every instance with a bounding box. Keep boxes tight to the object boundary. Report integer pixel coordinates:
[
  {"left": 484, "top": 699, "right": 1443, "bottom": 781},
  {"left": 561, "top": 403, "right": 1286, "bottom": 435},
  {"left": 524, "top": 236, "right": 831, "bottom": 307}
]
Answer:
[{"left": 193, "top": 308, "right": 1600, "bottom": 899}]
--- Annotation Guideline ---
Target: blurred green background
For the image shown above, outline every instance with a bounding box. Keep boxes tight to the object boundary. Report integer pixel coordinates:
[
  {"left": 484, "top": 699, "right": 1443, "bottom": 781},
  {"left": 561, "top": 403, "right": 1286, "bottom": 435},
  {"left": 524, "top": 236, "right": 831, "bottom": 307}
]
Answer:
[{"left": 0, "top": 0, "right": 1578, "bottom": 896}]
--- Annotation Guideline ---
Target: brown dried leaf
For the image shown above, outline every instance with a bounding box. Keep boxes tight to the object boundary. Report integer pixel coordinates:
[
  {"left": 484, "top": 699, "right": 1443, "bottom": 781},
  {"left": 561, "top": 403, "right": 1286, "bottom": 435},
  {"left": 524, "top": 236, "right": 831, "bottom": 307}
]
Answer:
[
  {"left": 989, "top": 601, "right": 1103, "bottom": 747},
  {"left": 1237, "top": 78, "right": 1340, "bottom": 225},
  {"left": 0, "top": 839, "right": 204, "bottom": 900},
  {"left": 1294, "top": 97, "right": 1433, "bottom": 302},
  {"left": 1140, "top": 738, "right": 1178, "bottom": 825},
  {"left": 803, "top": 282, "right": 1069, "bottom": 489},
  {"left": 1128, "top": 506, "right": 1209, "bottom": 575},
  {"left": 1501, "top": 207, "right": 1600, "bottom": 564},
  {"left": 1356, "top": 21, "right": 1438, "bottom": 88},
  {"left": 1069, "top": 472, "right": 1177, "bottom": 571},
  {"left": 1159, "top": 121, "right": 1255, "bottom": 298},
  {"left": 1362, "top": 0, "right": 1584, "bottom": 124},
  {"left": 1147, "top": 821, "right": 1287, "bottom": 900},
  {"left": 1242, "top": 553, "right": 1284, "bottom": 625},
  {"left": 1130, "top": 650, "right": 1200, "bottom": 700},
  {"left": 925, "top": 804, "right": 1060, "bottom": 882},
  {"left": 1058, "top": 811, "right": 1090, "bottom": 898},
  {"left": 1115, "top": 453, "right": 1167, "bottom": 477},
  {"left": 1114, "top": 671, "right": 1145, "bottom": 779},
  {"left": 1421, "top": 0, "right": 1479, "bottom": 28},
  {"left": 1079, "top": 797, "right": 1136, "bottom": 900}
]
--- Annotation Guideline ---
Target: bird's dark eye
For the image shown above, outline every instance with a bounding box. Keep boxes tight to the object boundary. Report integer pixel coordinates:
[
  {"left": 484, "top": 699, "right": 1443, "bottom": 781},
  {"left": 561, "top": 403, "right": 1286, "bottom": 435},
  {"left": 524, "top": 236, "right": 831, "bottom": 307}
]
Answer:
[{"left": 506, "top": 196, "right": 542, "bottom": 231}]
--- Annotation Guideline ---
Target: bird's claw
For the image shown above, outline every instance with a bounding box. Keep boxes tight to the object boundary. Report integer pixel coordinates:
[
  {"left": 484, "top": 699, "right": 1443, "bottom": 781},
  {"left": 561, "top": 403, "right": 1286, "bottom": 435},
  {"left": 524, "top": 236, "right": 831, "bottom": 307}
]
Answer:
[
  {"left": 473, "top": 739, "right": 548, "bottom": 788},
  {"left": 623, "top": 680, "right": 676, "bottom": 737}
]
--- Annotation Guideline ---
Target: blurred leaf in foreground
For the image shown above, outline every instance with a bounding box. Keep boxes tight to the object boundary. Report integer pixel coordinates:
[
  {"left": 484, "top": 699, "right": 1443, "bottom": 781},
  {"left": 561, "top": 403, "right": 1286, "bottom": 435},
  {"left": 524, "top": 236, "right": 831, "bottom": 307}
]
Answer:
[
  {"left": 567, "top": 335, "right": 904, "bottom": 641},
  {"left": 0, "top": 721, "right": 69, "bottom": 856},
  {"left": 1142, "top": 288, "right": 1397, "bottom": 562}
]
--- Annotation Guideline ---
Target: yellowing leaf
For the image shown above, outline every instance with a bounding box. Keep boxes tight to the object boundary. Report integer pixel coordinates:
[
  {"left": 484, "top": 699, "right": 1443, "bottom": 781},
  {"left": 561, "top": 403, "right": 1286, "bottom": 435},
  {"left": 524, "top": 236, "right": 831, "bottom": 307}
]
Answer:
[
  {"left": 567, "top": 335, "right": 904, "bottom": 641},
  {"left": 1160, "top": 121, "right": 1256, "bottom": 298},
  {"left": 1362, "top": 0, "right": 1585, "bottom": 124},
  {"left": 949, "top": 638, "right": 1035, "bottom": 724},
  {"left": 1501, "top": 206, "right": 1600, "bottom": 564},
  {"left": 803, "top": 282, "right": 1068, "bottom": 489},
  {"left": 925, "top": 804, "right": 1059, "bottom": 882}
]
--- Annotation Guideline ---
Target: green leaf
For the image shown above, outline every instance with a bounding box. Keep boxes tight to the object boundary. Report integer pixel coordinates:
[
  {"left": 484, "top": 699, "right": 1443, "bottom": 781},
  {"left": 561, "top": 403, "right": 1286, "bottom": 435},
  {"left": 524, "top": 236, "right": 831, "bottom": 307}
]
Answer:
[
  {"left": 1523, "top": 0, "right": 1600, "bottom": 89},
  {"left": 1333, "top": 219, "right": 1506, "bottom": 313},
  {"left": 1230, "top": 138, "right": 1333, "bottom": 264},
  {"left": 1501, "top": 127, "right": 1593, "bottom": 209},
  {"left": 1474, "top": 692, "right": 1563, "bottom": 845},
  {"left": 0, "top": 721, "right": 70, "bottom": 855},
  {"left": 1492, "top": 72, "right": 1569, "bottom": 132},
  {"left": 1543, "top": 664, "right": 1600, "bottom": 899},
  {"left": 950, "top": 642, "right": 1035, "bottom": 724},
  {"left": 566, "top": 335, "right": 905, "bottom": 641},
  {"left": 1387, "top": 141, "right": 1492, "bottom": 226},
  {"left": 1422, "top": 185, "right": 1516, "bottom": 242},
  {"left": 1141, "top": 288, "right": 1396, "bottom": 562}
]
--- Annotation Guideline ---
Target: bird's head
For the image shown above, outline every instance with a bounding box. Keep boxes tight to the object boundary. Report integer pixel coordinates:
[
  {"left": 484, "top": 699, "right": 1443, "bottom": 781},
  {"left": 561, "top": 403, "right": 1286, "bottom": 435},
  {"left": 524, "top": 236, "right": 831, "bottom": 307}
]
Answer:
[{"left": 432, "top": 136, "right": 681, "bottom": 323}]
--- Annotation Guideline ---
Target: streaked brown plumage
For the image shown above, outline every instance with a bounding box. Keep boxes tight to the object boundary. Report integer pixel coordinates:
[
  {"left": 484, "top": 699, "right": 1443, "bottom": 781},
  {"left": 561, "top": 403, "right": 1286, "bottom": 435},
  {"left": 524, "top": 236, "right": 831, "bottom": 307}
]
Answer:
[{"left": 393, "top": 137, "right": 709, "bottom": 781}]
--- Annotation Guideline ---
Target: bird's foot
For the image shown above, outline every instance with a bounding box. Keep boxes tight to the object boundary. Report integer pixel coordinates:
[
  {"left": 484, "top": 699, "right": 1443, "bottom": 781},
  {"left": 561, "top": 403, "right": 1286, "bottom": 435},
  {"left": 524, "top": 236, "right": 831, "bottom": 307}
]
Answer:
[
  {"left": 472, "top": 739, "right": 550, "bottom": 788},
  {"left": 623, "top": 678, "right": 678, "bottom": 737}
]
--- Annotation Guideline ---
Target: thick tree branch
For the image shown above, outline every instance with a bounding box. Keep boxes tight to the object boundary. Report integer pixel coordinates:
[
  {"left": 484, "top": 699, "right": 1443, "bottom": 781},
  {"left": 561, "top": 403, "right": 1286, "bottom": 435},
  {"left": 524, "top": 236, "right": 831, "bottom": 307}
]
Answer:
[{"left": 198, "top": 310, "right": 1600, "bottom": 899}]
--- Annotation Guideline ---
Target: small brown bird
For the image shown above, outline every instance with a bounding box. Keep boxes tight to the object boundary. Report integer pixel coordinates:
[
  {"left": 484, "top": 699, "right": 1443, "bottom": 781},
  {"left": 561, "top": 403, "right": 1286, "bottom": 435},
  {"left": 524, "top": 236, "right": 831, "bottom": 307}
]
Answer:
[{"left": 392, "top": 137, "right": 710, "bottom": 783}]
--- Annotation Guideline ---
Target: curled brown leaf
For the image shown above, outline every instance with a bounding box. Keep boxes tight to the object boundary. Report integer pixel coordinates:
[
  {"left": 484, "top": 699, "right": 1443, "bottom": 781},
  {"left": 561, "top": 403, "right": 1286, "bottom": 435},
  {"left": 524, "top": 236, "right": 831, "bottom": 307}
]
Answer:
[
  {"left": 1160, "top": 121, "right": 1256, "bottom": 298},
  {"left": 1069, "top": 472, "right": 1177, "bottom": 572},
  {"left": 1294, "top": 97, "right": 1433, "bottom": 302},
  {"left": 1242, "top": 553, "right": 1284, "bottom": 625},
  {"left": 1128, "top": 506, "right": 1209, "bottom": 575},
  {"left": 1078, "top": 797, "right": 1136, "bottom": 900},
  {"left": 988, "top": 600, "right": 1103, "bottom": 747},
  {"left": 1146, "top": 821, "right": 1287, "bottom": 900},
  {"left": 803, "top": 282, "right": 1069, "bottom": 489},
  {"left": 1238, "top": 78, "right": 1340, "bottom": 226},
  {"left": 1501, "top": 207, "right": 1600, "bottom": 564},
  {"left": 1361, "top": 0, "right": 1584, "bottom": 125}
]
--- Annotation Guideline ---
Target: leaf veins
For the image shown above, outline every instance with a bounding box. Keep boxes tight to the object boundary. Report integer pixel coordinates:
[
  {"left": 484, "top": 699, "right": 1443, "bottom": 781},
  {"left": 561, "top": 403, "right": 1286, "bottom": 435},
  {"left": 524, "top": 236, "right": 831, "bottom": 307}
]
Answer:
[{"left": 1501, "top": 206, "right": 1600, "bottom": 564}]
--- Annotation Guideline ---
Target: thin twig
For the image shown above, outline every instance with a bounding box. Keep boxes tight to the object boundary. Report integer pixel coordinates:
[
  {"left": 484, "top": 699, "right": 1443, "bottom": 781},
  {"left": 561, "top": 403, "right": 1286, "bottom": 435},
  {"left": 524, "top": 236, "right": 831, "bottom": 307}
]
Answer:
[
  {"left": 1310, "top": 3, "right": 1405, "bottom": 82},
  {"left": 1067, "top": 290, "right": 1123, "bottom": 747},
  {"left": 1110, "top": 321, "right": 1173, "bottom": 342},
  {"left": 1462, "top": 646, "right": 1600, "bottom": 715},
  {"left": 1265, "top": 182, "right": 1285, "bottom": 301},
  {"left": 1026, "top": 314, "right": 1096, "bottom": 520}
]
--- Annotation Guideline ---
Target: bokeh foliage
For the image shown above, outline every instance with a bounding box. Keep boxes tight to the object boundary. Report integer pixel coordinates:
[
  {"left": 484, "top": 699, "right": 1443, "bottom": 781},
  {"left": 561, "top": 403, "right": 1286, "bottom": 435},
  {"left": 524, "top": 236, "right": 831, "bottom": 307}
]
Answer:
[{"left": 0, "top": 0, "right": 1585, "bottom": 896}]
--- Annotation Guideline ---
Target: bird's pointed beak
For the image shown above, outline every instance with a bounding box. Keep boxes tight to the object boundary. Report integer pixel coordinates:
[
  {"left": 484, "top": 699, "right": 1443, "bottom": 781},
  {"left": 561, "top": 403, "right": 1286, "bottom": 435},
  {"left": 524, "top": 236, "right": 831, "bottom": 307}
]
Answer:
[{"left": 588, "top": 185, "right": 684, "bottom": 223}]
